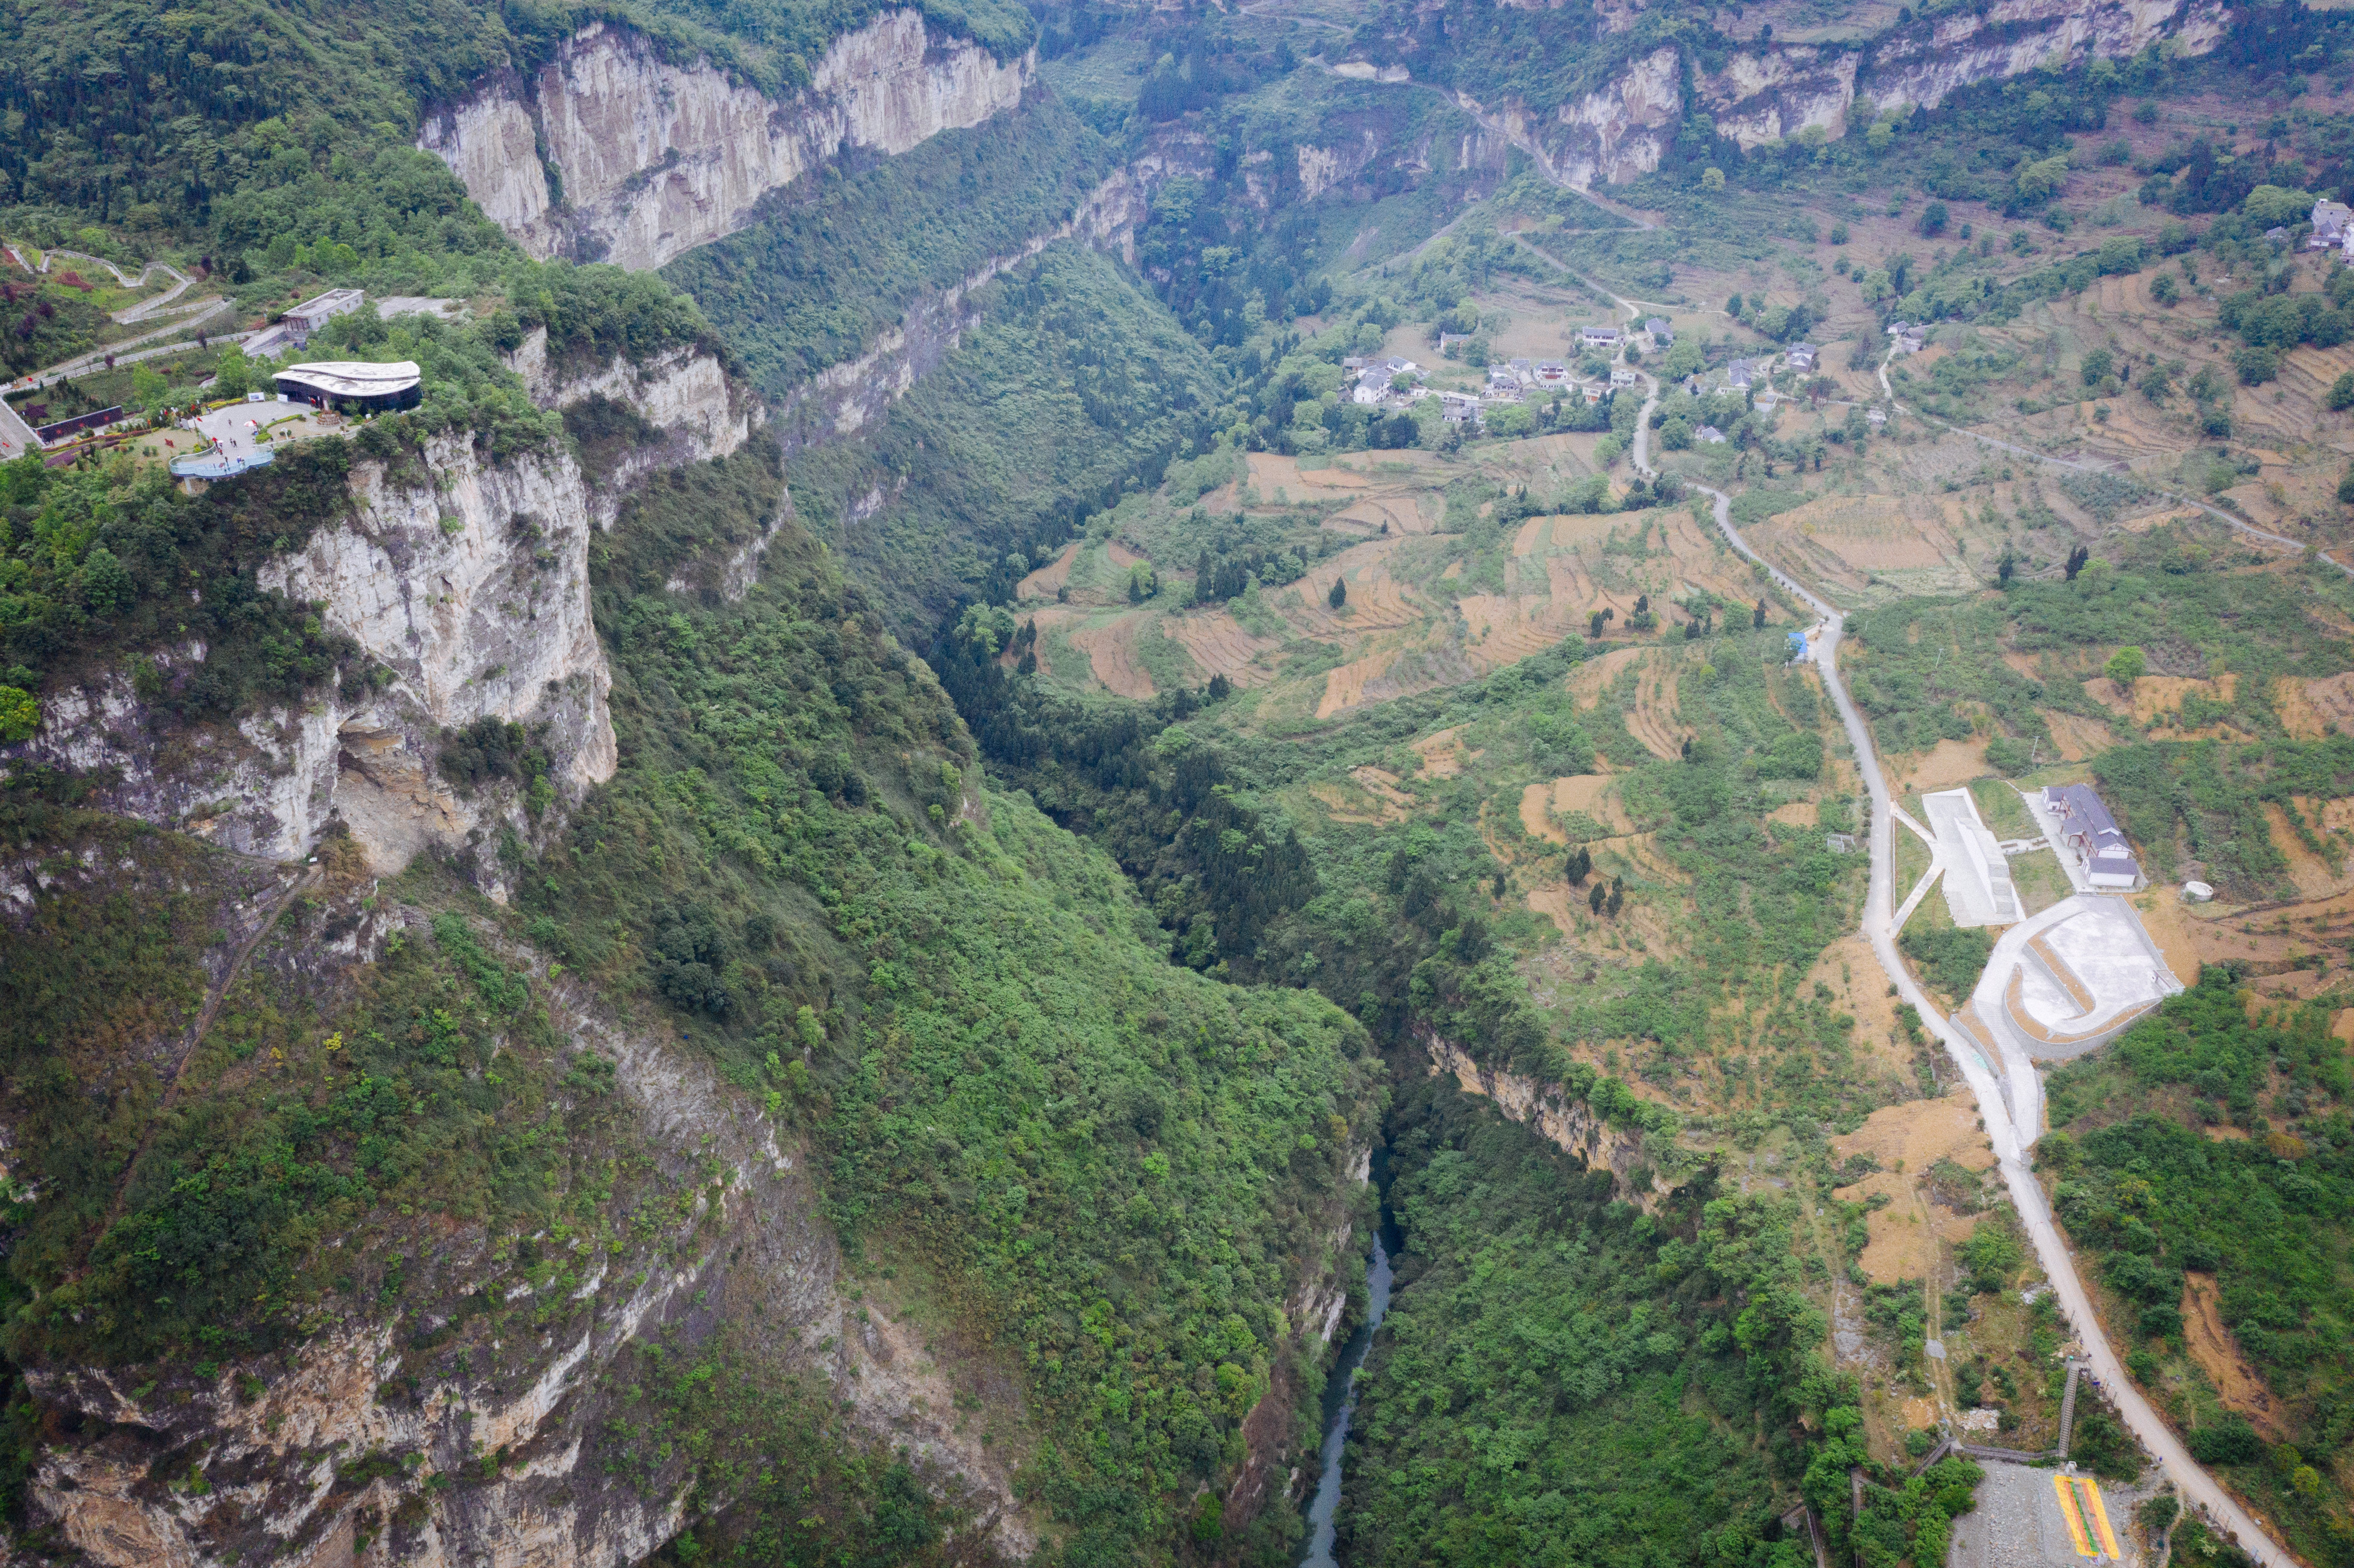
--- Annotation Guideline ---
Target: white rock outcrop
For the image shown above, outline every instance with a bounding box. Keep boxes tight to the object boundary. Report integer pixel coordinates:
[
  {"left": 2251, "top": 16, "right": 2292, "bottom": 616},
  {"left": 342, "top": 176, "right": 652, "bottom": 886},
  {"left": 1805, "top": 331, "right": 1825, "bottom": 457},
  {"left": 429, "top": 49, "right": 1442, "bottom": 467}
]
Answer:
[
  {"left": 1700, "top": 47, "right": 1860, "bottom": 150},
  {"left": 1335, "top": 0, "right": 2222, "bottom": 187},
  {"left": 420, "top": 13, "right": 1032, "bottom": 270},
  {"left": 1554, "top": 45, "right": 1684, "bottom": 188},
  {"left": 1423, "top": 1033, "right": 1673, "bottom": 1204},
  {"left": 7, "top": 436, "right": 613, "bottom": 887},
  {"left": 506, "top": 330, "right": 766, "bottom": 522},
  {"left": 1865, "top": 0, "right": 2225, "bottom": 117}
]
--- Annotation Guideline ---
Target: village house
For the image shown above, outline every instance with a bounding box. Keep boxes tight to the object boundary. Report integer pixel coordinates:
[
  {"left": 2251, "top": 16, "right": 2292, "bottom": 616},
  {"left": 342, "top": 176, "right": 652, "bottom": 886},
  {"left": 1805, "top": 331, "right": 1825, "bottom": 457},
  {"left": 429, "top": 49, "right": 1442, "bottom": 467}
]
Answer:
[
  {"left": 1579, "top": 324, "right": 1623, "bottom": 348},
  {"left": 2043, "top": 784, "right": 2143, "bottom": 889},
  {"left": 1727, "top": 359, "right": 1756, "bottom": 390},
  {"left": 1534, "top": 360, "right": 1570, "bottom": 385},
  {"left": 1786, "top": 342, "right": 1816, "bottom": 371},
  {"left": 1695, "top": 424, "right": 1727, "bottom": 444},
  {"left": 2316, "top": 199, "right": 2354, "bottom": 249},
  {"left": 1438, "top": 332, "right": 1473, "bottom": 354},
  {"left": 1644, "top": 317, "right": 1673, "bottom": 345},
  {"left": 1439, "top": 391, "right": 1482, "bottom": 425},
  {"left": 1865, "top": 407, "right": 1887, "bottom": 427},
  {"left": 1609, "top": 367, "right": 1637, "bottom": 387}
]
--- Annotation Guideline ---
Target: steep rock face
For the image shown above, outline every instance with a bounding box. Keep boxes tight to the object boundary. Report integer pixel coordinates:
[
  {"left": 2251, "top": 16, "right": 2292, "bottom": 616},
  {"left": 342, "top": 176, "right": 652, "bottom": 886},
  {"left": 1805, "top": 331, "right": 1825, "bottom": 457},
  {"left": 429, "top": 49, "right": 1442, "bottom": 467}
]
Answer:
[
  {"left": 1552, "top": 45, "right": 1683, "bottom": 188},
  {"left": 23, "top": 908, "right": 1037, "bottom": 1568},
  {"left": 507, "top": 330, "right": 766, "bottom": 523},
  {"left": 1863, "top": 0, "right": 2225, "bottom": 115},
  {"left": 256, "top": 434, "right": 616, "bottom": 882},
  {"left": 770, "top": 170, "right": 1147, "bottom": 453},
  {"left": 1422, "top": 1033, "right": 1671, "bottom": 1203},
  {"left": 1341, "top": 0, "right": 2223, "bottom": 186},
  {"left": 419, "top": 14, "right": 1032, "bottom": 271},
  {"left": 1700, "top": 47, "right": 1859, "bottom": 150},
  {"left": 7, "top": 439, "right": 613, "bottom": 884}
]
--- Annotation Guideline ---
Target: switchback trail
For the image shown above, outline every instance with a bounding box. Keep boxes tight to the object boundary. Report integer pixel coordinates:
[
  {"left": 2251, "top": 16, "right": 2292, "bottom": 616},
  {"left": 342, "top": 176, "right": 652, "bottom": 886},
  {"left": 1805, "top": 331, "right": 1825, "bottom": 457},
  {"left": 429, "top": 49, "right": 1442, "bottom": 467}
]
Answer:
[{"left": 1624, "top": 362, "right": 2297, "bottom": 1568}]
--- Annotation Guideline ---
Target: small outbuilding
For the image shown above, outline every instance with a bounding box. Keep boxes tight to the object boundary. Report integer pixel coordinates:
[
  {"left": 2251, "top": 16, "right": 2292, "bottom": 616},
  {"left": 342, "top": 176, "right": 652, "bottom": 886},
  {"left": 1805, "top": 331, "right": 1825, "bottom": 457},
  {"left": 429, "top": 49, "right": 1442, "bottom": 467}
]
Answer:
[
  {"left": 275, "top": 359, "right": 423, "bottom": 415},
  {"left": 283, "top": 288, "right": 366, "bottom": 346}
]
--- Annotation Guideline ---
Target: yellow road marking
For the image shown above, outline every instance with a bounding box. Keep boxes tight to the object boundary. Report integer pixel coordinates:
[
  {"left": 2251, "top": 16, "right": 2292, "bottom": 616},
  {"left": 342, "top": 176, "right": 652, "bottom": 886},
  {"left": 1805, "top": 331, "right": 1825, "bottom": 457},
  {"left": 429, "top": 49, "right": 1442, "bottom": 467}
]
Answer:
[
  {"left": 2053, "top": 1475, "right": 2096, "bottom": 1557},
  {"left": 2080, "top": 1478, "right": 2122, "bottom": 1560}
]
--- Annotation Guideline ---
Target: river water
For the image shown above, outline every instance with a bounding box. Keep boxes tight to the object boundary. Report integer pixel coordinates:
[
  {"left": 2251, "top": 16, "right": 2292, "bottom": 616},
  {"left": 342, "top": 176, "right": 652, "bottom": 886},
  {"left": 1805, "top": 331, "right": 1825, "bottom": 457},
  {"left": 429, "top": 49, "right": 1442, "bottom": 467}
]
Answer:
[{"left": 1297, "top": 1233, "right": 1393, "bottom": 1567}]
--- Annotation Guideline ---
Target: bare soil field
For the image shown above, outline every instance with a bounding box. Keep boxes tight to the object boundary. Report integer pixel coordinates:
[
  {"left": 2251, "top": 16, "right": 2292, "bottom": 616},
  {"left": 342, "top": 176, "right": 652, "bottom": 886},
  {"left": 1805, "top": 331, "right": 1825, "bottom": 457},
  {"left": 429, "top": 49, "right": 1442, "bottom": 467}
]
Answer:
[
  {"left": 1621, "top": 658, "right": 1686, "bottom": 762},
  {"left": 2304, "top": 671, "right": 2354, "bottom": 733},
  {"left": 2042, "top": 710, "right": 2116, "bottom": 762},
  {"left": 1884, "top": 737, "right": 1991, "bottom": 794},
  {"left": 1565, "top": 645, "right": 1653, "bottom": 706},
  {"left": 2261, "top": 799, "right": 2354, "bottom": 901},
  {"left": 1520, "top": 775, "right": 1633, "bottom": 842},
  {"left": 1411, "top": 727, "right": 1475, "bottom": 777},
  {"left": 1243, "top": 453, "right": 1371, "bottom": 503},
  {"left": 1308, "top": 777, "right": 1407, "bottom": 825},
  {"left": 1016, "top": 542, "right": 1079, "bottom": 601},
  {"left": 1832, "top": 1095, "right": 1996, "bottom": 1286},
  {"left": 1324, "top": 494, "right": 1436, "bottom": 536},
  {"left": 1283, "top": 540, "right": 1422, "bottom": 635},
  {"left": 1317, "top": 646, "right": 1402, "bottom": 719},
  {"left": 2083, "top": 672, "right": 2237, "bottom": 726},
  {"left": 1070, "top": 615, "right": 1156, "bottom": 700},
  {"left": 1349, "top": 766, "right": 1419, "bottom": 813},
  {"left": 1165, "top": 609, "right": 1284, "bottom": 688}
]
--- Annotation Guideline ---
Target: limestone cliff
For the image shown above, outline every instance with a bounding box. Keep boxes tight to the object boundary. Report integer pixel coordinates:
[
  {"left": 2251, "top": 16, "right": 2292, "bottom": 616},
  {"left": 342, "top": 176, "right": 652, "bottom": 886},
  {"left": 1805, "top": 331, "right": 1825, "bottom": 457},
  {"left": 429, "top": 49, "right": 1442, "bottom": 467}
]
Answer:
[
  {"left": 5, "top": 436, "right": 613, "bottom": 891},
  {"left": 419, "top": 13, "right": 1031, "bottom": 271},
  {"left": 1700, "top": 47, "right": 1860, "bottom": 152},
  {"left": 1333, "top": 0, "right": 2223, "bottom": 187},
  {"left": 1861, "top": 0, "right": 2227, "bottom": 117},
  {"left": 1422, "top": 1033, "right": 1675, "bottom": 1204},
  {"left": 507, "top": 330, "right": 765, "bottom": 523}
]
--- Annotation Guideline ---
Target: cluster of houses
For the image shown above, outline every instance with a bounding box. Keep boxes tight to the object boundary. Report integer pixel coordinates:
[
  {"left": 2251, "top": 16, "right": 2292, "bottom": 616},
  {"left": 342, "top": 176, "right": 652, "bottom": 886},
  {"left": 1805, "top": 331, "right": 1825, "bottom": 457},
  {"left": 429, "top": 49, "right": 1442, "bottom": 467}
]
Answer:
[
  {"left": 1884, "top": 320, "right": 1927, "bottom": 356},
  {"left": 1343, "top": 314, "right": 1850, "bottom": 436}
]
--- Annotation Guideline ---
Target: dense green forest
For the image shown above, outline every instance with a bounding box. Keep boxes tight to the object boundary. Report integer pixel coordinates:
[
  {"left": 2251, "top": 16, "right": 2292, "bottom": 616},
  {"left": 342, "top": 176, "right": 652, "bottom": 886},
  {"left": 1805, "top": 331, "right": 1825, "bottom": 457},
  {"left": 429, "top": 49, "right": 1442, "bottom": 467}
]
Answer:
[
  {"left": 2044, "top": 973, "right": 2354, "bottom": 1567},
  {"left": 1336, "top": 1078, "right": 1801, "bottom": 1567}
]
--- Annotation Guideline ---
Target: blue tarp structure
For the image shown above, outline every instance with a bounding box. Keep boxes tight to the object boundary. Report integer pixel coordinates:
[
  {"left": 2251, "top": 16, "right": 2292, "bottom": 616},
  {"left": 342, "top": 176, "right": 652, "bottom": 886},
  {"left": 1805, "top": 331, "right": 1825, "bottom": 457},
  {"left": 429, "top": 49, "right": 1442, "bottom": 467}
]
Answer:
[{"left": 1786, "top": 631, "right": 1808, "bottom": 662}]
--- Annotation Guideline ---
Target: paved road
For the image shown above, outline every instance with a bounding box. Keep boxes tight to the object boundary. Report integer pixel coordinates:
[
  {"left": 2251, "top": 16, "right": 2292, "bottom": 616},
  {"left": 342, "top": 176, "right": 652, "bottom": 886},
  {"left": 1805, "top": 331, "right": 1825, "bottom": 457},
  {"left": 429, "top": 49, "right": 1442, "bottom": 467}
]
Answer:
[{"left": 1607, "top": 299, "right": 2296, "bottom": 1568}]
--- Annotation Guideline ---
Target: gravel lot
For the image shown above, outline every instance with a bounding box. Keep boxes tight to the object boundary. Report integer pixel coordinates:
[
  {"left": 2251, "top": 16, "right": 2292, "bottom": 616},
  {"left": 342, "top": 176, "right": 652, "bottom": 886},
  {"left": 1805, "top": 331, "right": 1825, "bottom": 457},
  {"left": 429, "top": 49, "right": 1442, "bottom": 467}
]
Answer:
[{"left": 1948, "top": 1460, "right": 2162, "bottom": 1568}]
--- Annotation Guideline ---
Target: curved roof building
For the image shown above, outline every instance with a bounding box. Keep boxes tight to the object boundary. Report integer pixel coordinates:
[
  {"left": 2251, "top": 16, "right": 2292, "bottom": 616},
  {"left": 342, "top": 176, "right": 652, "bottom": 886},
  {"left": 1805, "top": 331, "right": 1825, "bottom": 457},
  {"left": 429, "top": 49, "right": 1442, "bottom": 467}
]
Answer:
[{"left": 274, "top": 360, "right": 422, "bottom": 414}]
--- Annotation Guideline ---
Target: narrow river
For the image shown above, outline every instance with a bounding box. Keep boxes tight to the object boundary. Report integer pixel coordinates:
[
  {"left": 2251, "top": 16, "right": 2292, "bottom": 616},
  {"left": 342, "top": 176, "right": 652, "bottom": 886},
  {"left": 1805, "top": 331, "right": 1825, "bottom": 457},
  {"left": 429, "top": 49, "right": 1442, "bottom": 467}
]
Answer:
[{"left": 1297, "top": 1233, "right": 1393, "bottom": 1567}]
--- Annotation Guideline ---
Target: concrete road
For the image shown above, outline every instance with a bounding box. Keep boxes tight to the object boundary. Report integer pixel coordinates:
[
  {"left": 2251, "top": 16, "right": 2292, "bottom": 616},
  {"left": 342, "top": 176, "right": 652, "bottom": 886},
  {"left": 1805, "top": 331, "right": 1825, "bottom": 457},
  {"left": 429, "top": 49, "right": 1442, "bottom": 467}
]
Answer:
[{"left": 1616, "top": 336, "right": 2295, "bottom": 1568}]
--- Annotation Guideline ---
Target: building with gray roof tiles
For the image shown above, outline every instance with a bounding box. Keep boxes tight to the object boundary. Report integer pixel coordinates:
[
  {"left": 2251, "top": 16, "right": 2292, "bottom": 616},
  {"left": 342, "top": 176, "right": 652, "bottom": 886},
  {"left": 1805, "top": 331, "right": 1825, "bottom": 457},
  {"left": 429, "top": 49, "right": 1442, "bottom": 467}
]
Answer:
[{"left": 2043, "top": 784, "right": 2142, "bottom": 889}]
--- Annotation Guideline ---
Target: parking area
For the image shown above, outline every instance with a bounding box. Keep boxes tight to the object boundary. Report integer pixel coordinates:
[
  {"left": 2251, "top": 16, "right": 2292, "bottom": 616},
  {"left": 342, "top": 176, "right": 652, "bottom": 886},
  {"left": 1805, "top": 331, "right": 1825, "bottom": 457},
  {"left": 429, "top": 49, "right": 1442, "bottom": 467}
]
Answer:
[{"left": 1948, "top": 1462, "right": 2149, "bottom": 1568}]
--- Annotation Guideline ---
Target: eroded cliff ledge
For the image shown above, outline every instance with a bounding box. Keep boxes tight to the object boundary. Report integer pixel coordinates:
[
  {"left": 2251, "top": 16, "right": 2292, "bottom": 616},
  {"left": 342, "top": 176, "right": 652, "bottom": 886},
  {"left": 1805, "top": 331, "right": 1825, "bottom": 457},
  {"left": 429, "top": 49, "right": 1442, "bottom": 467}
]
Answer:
[
  {"left": 419, "top": 12, "right": 1031, "bottom": 271},
  {"left": 1354, "top": 0, "right": 2224, "bottom": 190}
]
